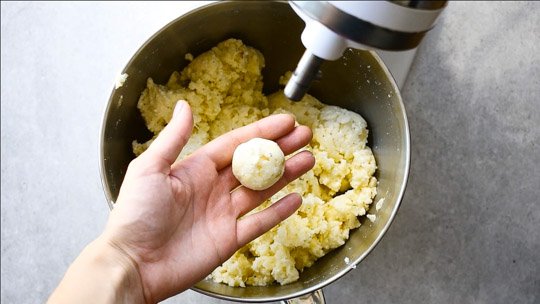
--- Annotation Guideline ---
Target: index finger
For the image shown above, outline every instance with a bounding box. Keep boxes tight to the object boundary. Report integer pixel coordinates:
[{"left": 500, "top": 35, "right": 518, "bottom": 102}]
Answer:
[{"left": 193, "top": 114, "right": 296, "bottom": 170}]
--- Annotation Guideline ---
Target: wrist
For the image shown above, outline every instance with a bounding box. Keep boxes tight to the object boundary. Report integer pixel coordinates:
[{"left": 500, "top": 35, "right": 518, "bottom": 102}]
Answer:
[
  {"left": 90, "top": 236, "right": 148, "bottom": 304},
  {"left": 48, "top": 236, "right": 147, "bottom": 304}
]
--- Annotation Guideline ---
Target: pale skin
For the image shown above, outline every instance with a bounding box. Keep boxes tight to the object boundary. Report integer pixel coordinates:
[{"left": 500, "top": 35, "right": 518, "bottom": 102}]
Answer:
[{"left": 48, "top": 101, "right": 315, "bottom": 304}]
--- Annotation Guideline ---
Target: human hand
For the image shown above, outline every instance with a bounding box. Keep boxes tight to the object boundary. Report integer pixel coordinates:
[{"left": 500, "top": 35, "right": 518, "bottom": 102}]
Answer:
[{"left": 102, "top": 101, "right": 314, "bottom": 302}]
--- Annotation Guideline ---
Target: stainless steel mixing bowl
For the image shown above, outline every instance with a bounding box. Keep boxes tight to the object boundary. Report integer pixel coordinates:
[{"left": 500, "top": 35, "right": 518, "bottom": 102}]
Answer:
[{"left": 100, "top": 1, "right": 410, "bottom": 303}]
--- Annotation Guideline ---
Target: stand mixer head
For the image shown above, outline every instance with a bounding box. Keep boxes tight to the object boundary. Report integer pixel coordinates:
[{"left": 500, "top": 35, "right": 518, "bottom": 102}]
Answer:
[{"left": 285, "top": 1, "right": 447, "bottom": 101}]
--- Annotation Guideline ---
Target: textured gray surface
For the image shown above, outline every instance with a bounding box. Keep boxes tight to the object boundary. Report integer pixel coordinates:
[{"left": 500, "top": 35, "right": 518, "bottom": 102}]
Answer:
[{"left": 1, "top": 2, "right": 539, "bottom": 303}]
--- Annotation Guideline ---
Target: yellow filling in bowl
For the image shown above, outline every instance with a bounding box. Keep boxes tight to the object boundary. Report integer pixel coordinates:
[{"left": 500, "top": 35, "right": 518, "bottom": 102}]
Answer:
[{"left": 133, "top": 39, "right": 377, "bottom": 287}]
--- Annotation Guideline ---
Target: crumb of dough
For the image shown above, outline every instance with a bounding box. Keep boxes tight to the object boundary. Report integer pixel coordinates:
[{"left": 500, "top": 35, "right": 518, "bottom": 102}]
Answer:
[
  {"left": 367, "top": 214, "right": 377, "bottom": 222},
  {"left": 375, "top": 198, "right": 385, "bottom": 211},
  {"left": 232, "top": 138, "right": 285, "bottom": 191},
  {"left": 115, "top": 73, "right": 128, "bottom": 89},
  {"left": 185, "top": 53, "right": 194, "bottom": 61},
  {"left": 133, "top": 38, "right": 378, "bottom": 286}
]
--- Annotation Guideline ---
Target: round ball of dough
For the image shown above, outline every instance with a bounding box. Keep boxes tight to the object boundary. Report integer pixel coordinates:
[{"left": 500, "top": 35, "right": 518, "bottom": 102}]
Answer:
[{"left": 232, "top": 138, "right": 285, "bottom": 191}]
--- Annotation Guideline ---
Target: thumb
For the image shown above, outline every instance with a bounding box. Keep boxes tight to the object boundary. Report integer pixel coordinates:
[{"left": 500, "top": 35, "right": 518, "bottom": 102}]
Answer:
[{"left": 145, "top": 100, "right": 193, "bottom": 165}]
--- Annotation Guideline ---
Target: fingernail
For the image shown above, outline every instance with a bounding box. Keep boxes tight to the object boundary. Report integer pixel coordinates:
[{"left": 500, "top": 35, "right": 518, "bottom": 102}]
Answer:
[{"left": 173, "top": 100, "right": 185, "bottom": 118}]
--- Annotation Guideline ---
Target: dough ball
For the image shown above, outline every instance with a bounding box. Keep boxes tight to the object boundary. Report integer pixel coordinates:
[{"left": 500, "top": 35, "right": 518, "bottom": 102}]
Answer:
[{"left": 232, "top": 138, "right": 285, "bottom": 191}]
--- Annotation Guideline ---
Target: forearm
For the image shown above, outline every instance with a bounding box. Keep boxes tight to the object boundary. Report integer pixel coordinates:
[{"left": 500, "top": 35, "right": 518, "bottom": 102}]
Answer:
[{"left": 48, "top": 236, "right": 146, "bottom": 304}]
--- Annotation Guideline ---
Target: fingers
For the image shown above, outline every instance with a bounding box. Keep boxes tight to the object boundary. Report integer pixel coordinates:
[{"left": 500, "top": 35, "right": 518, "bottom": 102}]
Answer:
[
  {"left": 231, "top": 150, "right": 315, "bottom": 217},
  {"left": 145, "top": 101, "right": 193, "bottom": 166},
  {"left": 236, "top": 193, "right": 302, "bottom": 248},
  {"left": 274, "top": 125, "right": 312, "bottom": 155},
  {"left": 219, "top": 125, "right": 313, "bottom": 190},
  {"left": 194, "top": 114, "right": 296, "bottom": 171}
]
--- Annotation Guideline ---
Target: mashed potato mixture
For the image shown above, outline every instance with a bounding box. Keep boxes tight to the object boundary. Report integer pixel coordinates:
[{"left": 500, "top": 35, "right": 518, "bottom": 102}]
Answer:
[{"left": 133, "top": 39, "right": 377, "bottom": 286}]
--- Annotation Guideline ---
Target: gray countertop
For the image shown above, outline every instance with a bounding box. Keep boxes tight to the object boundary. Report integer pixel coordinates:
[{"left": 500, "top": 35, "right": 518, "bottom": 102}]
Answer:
[{"left": 1, "top": 2, "right": 539, "bottom": 303}]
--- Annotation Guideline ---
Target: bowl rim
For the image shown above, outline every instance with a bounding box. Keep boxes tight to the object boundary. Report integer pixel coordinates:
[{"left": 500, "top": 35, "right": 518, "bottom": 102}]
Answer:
[{"left": 99, "top": 1, "right": 411, "bottom": 302}]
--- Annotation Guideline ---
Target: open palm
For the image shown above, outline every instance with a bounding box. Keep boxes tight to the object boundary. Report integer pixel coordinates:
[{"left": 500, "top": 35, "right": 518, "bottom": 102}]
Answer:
[{"left": 103, "top": 101, "right": 314, "bottom": 303}]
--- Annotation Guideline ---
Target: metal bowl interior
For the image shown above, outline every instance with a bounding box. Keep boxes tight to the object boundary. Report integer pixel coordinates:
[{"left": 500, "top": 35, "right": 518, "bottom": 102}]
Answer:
[{"left": 100, "top": 1, "right": 410, "bottom": 302}]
